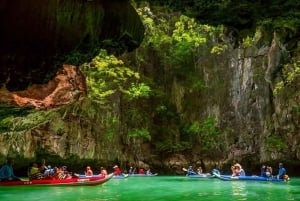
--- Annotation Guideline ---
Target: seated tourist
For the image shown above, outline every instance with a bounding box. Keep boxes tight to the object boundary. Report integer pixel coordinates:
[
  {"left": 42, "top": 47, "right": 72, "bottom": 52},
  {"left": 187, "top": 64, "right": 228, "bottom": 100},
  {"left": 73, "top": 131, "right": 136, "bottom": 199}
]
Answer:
[
  {"left": 187, "top": 166, "right": 197, "bottom": 175},
  {"left": 85, "top": 166, "right": 93, "bottom": 176},
  {"left": 138, "top": 168, "right": 145, "bottom": 174},
  {"left": 146, "top": 168, "right": 152, "bottom": 175},
  {"left": 197, "top": 166, "right": 203, "bottom": 174},
  {"left": 277, "top": 163, "right": 287, "bottom": 179},
  {"left": 113, "top": 165, "right": 122, "bottom": 175},
  {"left": 39, "top": 159, "right": 48, "bottom": 174},
  {"left": 231, "top": 163, "right": 245, "bottom": 176},
  {"left": 0, "top": 158, "right": 21, "bottom": 181},
  {"left": 100, "top": 167, "right": 108, "bottom": 176},
  {"left": 28, "top": 163, "right": 44, "bottom": 180},
  {"left": 44, "top": 165, "right": 55, "bottom": 177},
  {"left": 53, "top": 166, "right": 66, "bottom": 179}
]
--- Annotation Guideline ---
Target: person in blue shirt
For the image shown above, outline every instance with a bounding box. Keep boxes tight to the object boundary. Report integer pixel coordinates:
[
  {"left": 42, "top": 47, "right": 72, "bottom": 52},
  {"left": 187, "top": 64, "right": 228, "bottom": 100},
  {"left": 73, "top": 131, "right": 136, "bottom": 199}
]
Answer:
[
  {"left": 0, "top": 158, "right": 21, "bottom": 181},
  {"left": 187, "top": 166, "right": 197, "bottom": 175},
  {"left": 277, "top": 163, "right": 286, "bottom": 179}
]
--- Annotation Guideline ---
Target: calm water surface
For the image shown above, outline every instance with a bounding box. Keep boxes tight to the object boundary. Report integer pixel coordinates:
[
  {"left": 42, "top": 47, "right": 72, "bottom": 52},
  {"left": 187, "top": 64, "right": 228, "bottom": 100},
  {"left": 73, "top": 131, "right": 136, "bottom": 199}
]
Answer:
[{"left": 0, "top": 176, "right": 299, "bottom": 201}]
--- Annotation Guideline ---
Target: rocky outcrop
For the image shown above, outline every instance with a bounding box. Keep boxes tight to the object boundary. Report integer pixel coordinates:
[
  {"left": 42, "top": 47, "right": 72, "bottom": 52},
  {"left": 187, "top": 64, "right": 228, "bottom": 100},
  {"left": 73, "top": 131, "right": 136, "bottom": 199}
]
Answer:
[
  {"left": 0, "top": 65, "right": 86, "bottom": 109},
  {"left": 0, "top": 0, "right": 144, "bottom": 91}
]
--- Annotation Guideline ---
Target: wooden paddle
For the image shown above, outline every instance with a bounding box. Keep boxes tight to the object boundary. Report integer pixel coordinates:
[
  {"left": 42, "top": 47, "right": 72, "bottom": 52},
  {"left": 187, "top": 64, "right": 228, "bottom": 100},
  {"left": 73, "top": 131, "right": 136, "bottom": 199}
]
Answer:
[{"left": 182, "top": 168, "right": 187, "bottom": 172}]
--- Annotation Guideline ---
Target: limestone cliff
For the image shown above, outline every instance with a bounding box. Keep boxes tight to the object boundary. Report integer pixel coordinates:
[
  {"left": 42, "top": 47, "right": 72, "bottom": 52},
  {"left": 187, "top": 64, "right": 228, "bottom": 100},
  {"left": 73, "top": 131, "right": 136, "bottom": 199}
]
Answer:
[{"left": 1, "top": 2, "right": 300, "bottom": 176}]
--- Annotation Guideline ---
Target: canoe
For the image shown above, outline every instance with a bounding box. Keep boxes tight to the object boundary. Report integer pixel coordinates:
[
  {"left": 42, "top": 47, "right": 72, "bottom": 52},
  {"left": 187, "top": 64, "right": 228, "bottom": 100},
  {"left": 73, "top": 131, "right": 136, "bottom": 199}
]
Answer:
[
  {"left": 113, "top": 174, "right": 129, "bottom": 179},
  {"left": 186, "top": 173, "right": 213, "bottom": 178},
  {"left": 212, "top": 172, "right": 289, "bottom": 182},
  {"left": 0, "top": 173, "right": 114, "bottom": 187},
  {"left": 78, "top": 173, "right": 128, "bottom": 179},
  {"left": 183, "top": 168, "right": 213, "bottom": 178},
  {"left": 128, "top": 173, "right": 158, "bottom": 177}
]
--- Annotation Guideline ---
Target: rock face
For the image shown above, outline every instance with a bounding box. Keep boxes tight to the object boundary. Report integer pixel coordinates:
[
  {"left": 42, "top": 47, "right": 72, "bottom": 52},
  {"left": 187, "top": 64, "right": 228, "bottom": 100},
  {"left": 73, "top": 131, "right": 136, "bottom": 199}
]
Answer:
[
  {"left": 0, "top": 65, "right": 86, "bottom": 109},
  {"left": 0, "top": 0, "right": 144, "bottom": 91}
]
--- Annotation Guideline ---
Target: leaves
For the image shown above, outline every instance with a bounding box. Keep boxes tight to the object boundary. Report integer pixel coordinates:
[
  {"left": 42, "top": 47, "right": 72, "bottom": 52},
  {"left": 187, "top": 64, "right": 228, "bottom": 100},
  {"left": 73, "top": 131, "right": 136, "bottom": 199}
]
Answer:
[
  {"left": 82, "top": 49, "right": 150, "bottom": 103},
  {"left": 128, "top": 128, "right": 151, "bottom": 141}
]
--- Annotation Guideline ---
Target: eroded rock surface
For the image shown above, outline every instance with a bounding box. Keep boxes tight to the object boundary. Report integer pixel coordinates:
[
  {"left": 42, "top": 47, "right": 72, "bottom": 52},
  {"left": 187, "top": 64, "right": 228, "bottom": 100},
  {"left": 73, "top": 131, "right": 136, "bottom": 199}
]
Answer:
[{"left": 0, "top": 65, "right": 86, "bottom": 109}]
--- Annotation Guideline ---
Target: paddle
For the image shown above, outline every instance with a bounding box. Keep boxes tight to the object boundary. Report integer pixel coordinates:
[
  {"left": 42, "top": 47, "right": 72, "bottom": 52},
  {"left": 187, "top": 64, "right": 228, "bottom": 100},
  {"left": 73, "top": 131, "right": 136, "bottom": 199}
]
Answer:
[{"left": 182, "top": 168, "right": 187, "bottom": 172}]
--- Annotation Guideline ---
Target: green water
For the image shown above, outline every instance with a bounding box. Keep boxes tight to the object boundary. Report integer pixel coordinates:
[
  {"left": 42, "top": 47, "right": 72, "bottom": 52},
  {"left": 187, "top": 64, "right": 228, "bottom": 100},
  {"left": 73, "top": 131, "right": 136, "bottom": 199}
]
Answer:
[{"left": 0, "top": 176, "right": 299, "bottom": 201}]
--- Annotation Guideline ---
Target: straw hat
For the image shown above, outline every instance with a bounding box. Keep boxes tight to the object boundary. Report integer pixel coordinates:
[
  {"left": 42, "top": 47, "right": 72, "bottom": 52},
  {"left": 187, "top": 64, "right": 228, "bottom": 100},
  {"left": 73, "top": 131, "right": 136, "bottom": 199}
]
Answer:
[{"left": 234, "top": 163, "right": 242, "bottom": 169}]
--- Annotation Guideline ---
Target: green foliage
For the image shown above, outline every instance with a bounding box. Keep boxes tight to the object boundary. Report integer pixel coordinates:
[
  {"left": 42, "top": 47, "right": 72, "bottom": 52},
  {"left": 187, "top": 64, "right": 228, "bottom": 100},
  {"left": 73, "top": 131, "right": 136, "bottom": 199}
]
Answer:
[
  {"left": 258, "top": 15, "right": 300, "bottom": 36},
  {"left": 186, "top": 75, "right": 207, "bottom": 90},
  {"left": 0, "top": 106, "right": 58, "bottom": 132},
  {"left": 82, "top": 49, "right": 151, "bottom": 103},
  {"left": 136, "top": 0, "right": 300, "bottom": 40},
  {"left": 274, "top": 61, "right": 300, "bottom": 96},
  {"left": 240, "top": 29, "right": 262, "bottom": 48},
  {"left": 128, "top": 128, "right": 151, "bottom": 141},
  {"left": 51, "top": 118, "right": 66, "bottom": 135},
  {"left": 266, "top": 136, "right": 288, "bottom": 152},
  {"left": 156, "top": 140, "right": 191, "bottom": 153},
  {"left": 211, "top": 44, "right": 228, "bottom": 55},
  {"left": 128, "top": 83, "right": 151, "bottom": 100},
  {"left": 136, "top": 5, "right": 224, "bottom": 91},
  {"left": 172, "top": 16, "right": 207, "bottom": 48},
  {"left": 185, "top": 116, "right": 220, "bottom": 152},
  {"left": 103, "top": 114, "right": 119, "bottom": 141},
  {"left": 81, "top": 49, "right": 154, "bottom": 142}
]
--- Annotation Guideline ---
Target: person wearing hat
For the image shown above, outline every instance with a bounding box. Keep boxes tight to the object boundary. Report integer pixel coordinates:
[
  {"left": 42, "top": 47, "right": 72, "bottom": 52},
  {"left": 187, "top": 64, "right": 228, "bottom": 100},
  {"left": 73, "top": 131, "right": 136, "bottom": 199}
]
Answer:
[
  {"left": 231, "top": 163, "right": 245, "bottom": 176},
  {"left": 277, "top": 163, "right": 286, "bottom": 179},
  {"left": 128, "top": 166, "right": 135, "bottom": 175},
  {"left": 113, "top": 165, "right": 122, "bottom": 175}
]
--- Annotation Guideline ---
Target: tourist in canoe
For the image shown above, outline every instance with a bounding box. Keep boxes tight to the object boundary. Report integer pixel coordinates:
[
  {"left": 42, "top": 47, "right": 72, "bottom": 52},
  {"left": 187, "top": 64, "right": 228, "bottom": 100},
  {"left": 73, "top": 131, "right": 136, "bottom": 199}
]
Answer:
[
  {"left": 128, "top": 166, "right": 135, "bottom": 175},
  {"left": 113, "top": 165, "right": 122, "bottom": 175},
  {"left": 61, "top": 166, "right": 72, "bottom": 179},
  {"left": 43, "top": 165, "right": 55, "bottom": 177},
  {"left": 138, "top": 168, "right": 145, "bottom": 174},
  {"left": 0, "top": 158, "right": 21, "bottom": 181},
  {"left": 265, "top": 166, "right": 272, "bottom": 177},
  {"left": 146, "top": 168, "right": 152, "bottom": 175},
  {"left": 260, "top": 164, "right": 272, "bottom": 177},
  {"left": 39, "top": 159, "right": 48, "bottom": 174},
  {"left": 260, "top": 164, "right": 266, "bottom": 177},
  {"left": 197, "top": 166, "right": 203, "bottom": 174},
  {"left": 100, "top": 167, "right": 108, "bottom": 176},
  {"left": 85, "top": 166, "right": 93, "bottom": 176},
  {"left": 231, "top": 163, "right": 245, "bottom": 176},
  {"left": 277, "top": 163, "right": 287, "bottom": 179},
  {"left": 186, "top": 166, "right": 197, "bottom": 175},
  {"left": 28, "top": 162, "right": 44, "bottom": 180}
]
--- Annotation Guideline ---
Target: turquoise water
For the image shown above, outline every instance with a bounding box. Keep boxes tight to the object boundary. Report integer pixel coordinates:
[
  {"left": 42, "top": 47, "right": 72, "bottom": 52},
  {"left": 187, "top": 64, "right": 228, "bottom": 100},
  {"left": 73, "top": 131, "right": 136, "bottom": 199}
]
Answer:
[{"left": 0, "top": 176, "right": 299, "bottom": 201}]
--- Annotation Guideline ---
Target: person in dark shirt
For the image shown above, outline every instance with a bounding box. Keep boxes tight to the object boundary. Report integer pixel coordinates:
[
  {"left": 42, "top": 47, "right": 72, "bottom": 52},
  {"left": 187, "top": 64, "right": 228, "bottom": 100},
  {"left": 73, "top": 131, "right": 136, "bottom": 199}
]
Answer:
[
  {"left": 260, "top": 164, "right": 266, "bottom": 177},
  {"left": 187, "top": 166, "right": 197, "bottom": 175},
  {"left": 0, "top": 158, "right": 21, "bottom": 181}
]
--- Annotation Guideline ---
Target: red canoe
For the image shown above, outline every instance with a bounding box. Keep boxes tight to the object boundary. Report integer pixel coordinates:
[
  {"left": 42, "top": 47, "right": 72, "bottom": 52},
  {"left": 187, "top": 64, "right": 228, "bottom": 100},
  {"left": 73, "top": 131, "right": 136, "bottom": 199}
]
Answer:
[{"left": 0, "top": 173, "right": 114, "bottom": 187}]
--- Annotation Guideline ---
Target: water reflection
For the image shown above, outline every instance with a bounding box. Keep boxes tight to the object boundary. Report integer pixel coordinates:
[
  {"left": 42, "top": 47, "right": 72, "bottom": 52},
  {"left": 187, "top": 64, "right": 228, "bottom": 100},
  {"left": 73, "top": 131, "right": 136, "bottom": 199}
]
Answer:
[{"left": 231, "top": 181, "right": 248, "bottom": 200}]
